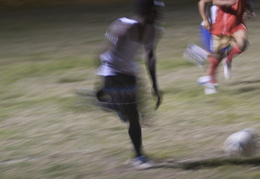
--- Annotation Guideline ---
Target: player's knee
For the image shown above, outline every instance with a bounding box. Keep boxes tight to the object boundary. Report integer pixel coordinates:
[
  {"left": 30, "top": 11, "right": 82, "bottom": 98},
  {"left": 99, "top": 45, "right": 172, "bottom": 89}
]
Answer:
[
  {"left": 210, "top": 53, "right": 222, "bottom": 62},
  {"left": 240, "top": 43, "right": 248, "bottom": 52},
  {"left": 237, "top": 40, "right": 248, "bottom": 52}
]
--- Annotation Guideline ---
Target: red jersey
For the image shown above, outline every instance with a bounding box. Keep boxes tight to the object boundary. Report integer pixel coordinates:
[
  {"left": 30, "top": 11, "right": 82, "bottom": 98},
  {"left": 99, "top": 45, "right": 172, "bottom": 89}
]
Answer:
[{"left": 211, "top": 0, "right": 247, "bottom": 36}]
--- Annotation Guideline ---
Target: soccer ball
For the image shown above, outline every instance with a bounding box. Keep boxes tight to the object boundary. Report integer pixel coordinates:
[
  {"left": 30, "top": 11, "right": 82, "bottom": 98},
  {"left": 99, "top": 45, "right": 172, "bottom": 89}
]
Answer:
[{"left": 223, "top": 129, "right": 257, "bottom": 157}]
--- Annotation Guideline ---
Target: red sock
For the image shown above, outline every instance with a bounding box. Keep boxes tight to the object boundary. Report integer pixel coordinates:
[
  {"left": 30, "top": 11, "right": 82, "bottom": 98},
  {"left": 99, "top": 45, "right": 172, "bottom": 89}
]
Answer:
[
  {"left": 207, "top": 57, "right": 220, "bottom": 83},
  {"left": 226, "top": 46, "right": 242, "bottom": 63}
]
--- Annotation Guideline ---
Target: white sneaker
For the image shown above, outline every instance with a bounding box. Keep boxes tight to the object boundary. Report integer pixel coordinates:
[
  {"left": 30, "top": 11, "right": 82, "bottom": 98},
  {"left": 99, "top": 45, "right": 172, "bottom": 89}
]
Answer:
[
  {"left": 197, "top": 76, "right": 218, "bottom": 95},
  {"left": 132, "top": 156, "right": 152, "bottom": 169},
  {"left": 204, "top": 83, "right": 218, "bottom": 95},
  {"left": 223, "top": 58, "right": 232, "bottom": 80},
  {"left": 197, "top": 76, "right": 212, "bottom": 85}
]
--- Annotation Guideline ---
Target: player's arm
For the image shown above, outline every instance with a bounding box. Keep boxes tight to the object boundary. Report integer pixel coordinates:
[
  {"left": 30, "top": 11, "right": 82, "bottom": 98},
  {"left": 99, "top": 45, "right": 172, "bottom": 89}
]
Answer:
[
  {"left": 246, "top": 0, "right": 256, "bottom": 18},
  {"left": 198, "top": 0, "right": 212, "bottom": 30},
  {"left": 212, "top": 0, "right": 237, "bottom": 7},
  {"left": 145, "top": 48, "right": 162, "bottom": 110}
]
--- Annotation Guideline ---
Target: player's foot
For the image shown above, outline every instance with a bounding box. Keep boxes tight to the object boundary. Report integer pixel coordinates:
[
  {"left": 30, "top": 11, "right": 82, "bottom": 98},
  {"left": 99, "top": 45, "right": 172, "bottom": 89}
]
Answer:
[
  {"left": 132, "top": 155, "right": 152, "bottom": 169},
  {"left": 204, "top": 83, "right": 218, "bottom": 95},
  {"left": 223, "top": 58, "right": 232, "bottom": 80},
  {"left": 197, "top": 75, "right": 212, "bottom": 85},
  {"left": 183, "top": 43, "right": 209, "bottom": 67},
  {"left": 197, "top": 76, "right": 218, "bottom": 95}
]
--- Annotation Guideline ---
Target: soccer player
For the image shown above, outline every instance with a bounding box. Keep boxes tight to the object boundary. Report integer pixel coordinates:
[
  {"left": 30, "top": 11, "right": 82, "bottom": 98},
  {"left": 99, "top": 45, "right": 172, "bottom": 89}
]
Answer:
[
  {"left": 199, "top": 0, "right": 255, "bottom": 54},
  {"left": 95, "top": 0, "right": 164, "bottom": 169},
  {"left": 198, "top": 0, "right": 253, "bottom": 94}
]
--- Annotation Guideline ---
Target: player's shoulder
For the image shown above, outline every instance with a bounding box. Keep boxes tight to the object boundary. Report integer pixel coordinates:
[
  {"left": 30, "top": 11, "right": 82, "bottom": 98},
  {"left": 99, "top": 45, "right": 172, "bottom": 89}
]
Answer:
[
  {"left": 108, "top": 17, "right": 138, "bottom": 32},
  {"left": 110, "top": 17, "right": 138, "bottom": 28},
  {"left": 118, "top": 17, "right": 138, "bottom": 25}
]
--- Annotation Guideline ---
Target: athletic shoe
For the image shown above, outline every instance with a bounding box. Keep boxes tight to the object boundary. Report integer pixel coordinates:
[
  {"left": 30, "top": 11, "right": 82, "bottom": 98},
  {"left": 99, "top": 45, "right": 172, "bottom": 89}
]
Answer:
[
  {"left": 197, "top": 76, "right": 218, "bottom": 95},
  {"left": 132, "top": 156, "right": 152, "bottom": 169},
  {"left": 204, "top": 83, "right": 218, "bottom": 95},
  {"left": 223, "top": 58, "right": 232, "bottom": 80},
  {"left": 197, "top": 76, "right": 212, "bottom": 85},
  {"left": 183, "top": 43, "right": 209, "bottom": 67}
]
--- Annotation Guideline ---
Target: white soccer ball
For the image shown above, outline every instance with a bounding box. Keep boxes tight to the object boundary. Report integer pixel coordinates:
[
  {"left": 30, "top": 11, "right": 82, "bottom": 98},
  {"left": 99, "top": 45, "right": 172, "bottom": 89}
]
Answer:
[{"left": 223, "top": 129, "right": 257, "bottom": 157}]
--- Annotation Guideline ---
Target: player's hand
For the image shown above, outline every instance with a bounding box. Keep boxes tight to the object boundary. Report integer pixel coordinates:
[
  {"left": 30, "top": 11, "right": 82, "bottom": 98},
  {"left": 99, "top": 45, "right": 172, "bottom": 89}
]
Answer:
[
  {"left": 243, "top": 12, "right": 256, "bottom": 19},
  {"left": 152, "top": 89, "right": 163, "bottom": 110},
  {"left": 202, "top": 20, "right": 211, "bottom": 30},
  {"left": 248, "top": 12, "right": 256, "bottom": 18}
]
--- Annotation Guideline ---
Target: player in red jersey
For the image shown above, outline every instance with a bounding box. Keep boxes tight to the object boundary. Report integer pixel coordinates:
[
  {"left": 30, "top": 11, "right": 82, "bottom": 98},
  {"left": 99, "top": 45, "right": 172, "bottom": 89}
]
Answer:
[{"left": 198, "top": 0, "right": 254, "bottom": 94}]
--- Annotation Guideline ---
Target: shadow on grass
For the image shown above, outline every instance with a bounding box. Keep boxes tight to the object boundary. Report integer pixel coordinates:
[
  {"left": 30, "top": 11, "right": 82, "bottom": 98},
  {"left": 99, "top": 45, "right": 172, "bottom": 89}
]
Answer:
[
  {"left": 232, "top": 79, "right": 260, "bottom": 85},
  {"left": 151, "top": 157, "right": 260, "bottom": 170},
  {"left": 231, "top": 79, "right": 260, "bottom": 85},
  {"left": 236, "top": 87, "right": 259, "bottom": 93},
  {"left": 229, "top": 79, "right": 260, "bottom": 93}
]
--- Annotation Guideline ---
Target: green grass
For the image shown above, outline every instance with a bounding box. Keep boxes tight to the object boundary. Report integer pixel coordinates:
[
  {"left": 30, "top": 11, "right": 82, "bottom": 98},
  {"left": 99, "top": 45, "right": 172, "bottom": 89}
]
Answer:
[{"left": 0, "top": 0, "right": 260, "bottom": 178}]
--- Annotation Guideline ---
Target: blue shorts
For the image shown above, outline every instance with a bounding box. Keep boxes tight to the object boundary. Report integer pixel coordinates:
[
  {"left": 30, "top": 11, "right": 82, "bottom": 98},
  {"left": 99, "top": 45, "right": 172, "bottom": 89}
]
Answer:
[{"left": 199, "top": 25, "right": 212, "bottom": 53}]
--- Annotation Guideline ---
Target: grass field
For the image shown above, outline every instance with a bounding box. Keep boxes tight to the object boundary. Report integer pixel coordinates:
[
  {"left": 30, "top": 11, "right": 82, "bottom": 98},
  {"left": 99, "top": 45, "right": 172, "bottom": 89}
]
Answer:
[{"left": 0, "top": 1, "right": 260, "bottom": 178}]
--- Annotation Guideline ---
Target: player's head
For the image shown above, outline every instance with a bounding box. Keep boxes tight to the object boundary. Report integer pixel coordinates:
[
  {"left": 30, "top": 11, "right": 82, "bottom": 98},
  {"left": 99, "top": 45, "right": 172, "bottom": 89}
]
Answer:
[{"left": 134, "top": 0, "right": 165, "bottom": 24}]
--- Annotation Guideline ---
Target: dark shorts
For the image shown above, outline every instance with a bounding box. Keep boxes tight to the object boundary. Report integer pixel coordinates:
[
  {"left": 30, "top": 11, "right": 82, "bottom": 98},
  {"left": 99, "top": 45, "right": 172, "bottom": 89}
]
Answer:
[
  {"left": 96, "top": 73, "right": 138, "bottom": 111},
  {"left": 96, "top": 74, "right": 140, "bottom": 122}
]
